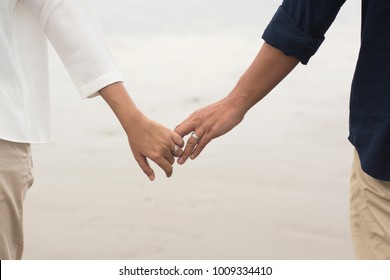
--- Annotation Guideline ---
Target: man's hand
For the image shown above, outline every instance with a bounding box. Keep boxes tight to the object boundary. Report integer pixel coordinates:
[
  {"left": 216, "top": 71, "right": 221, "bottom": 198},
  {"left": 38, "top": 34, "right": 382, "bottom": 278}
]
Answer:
[
  {"left": 175, "top": 43, "right": 299, "bottom": 165},
  {"left": 175, "top": 96, "right": 245, "bottom": 164}
]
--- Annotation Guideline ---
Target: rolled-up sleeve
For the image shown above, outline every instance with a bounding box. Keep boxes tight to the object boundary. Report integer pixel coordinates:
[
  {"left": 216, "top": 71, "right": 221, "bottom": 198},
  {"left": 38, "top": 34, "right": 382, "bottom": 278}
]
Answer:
[
  {"left": 262, "top": 0, "right": 346, "bottom": 64},
  {"left": 20, "top": 0, "right": 123, "bottom": 98}
]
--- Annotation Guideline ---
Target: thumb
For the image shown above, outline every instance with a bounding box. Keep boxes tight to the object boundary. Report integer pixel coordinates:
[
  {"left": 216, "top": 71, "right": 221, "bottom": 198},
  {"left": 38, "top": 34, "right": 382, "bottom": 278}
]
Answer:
[{"left": 175, "top": 121, "right": 195, "bottom": 138}]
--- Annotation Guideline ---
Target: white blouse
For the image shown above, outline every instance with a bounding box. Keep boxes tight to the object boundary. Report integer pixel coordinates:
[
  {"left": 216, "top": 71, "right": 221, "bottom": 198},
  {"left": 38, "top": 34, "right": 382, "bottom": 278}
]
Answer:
[{"left": 0, "top": 0, "right": 123, "bottom": 143}]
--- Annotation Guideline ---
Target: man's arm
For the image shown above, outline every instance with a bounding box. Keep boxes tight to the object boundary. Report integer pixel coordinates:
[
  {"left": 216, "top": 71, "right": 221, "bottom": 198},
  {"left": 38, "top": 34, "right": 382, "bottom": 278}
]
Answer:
[
  {"left": 175, "top": 0, "right": 346, "bottom": 164},
  {"left": 175, "top": 43, "right": 298, "bottom": 164}
]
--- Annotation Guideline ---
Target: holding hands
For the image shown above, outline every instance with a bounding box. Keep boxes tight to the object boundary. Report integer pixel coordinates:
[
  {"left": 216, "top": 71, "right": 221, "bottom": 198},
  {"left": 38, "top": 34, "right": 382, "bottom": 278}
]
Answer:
[
  {"left": 174, "top": 96, "right": 246, "bottom": 165},
  {"left": 101, "top": 44, "right": 299, "bottom": 180},
  {"left": 100, "top": 81, "right": 245, "bottom": 181}
]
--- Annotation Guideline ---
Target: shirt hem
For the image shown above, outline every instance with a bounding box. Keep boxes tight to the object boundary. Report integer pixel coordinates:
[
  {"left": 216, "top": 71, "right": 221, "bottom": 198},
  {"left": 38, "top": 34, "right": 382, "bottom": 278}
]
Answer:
[{"left": 0, "top": 136, "right": 52, "bottom": 145}]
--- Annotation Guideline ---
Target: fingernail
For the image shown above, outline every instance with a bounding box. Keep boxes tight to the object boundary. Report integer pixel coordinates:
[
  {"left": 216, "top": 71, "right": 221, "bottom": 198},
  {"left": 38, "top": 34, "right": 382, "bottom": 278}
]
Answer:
[
  {"left": 149, "top": 175, "right": 155, "bottom": 181},
  {"left": 178, "top": 158, "right": 184, "bottom": 165}
]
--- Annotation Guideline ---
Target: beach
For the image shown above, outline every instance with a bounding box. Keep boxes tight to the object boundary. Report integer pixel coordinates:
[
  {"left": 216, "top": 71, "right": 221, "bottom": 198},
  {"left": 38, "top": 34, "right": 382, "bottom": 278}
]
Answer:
[{"left": 23, "top": 0, "right": 360, "bottom": 259}]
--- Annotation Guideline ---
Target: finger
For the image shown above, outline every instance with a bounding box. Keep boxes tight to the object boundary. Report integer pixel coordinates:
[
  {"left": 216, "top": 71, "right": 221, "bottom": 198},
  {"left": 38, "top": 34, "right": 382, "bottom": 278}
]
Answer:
[
  {"left": 171, "top": 132, "right": 185, "bottom": 148},
  {"left": 190, "top": 134, "right": 212, "bottom": 160},
  {"left": 171, "top": 132, "right": 184, "bottom": 158},
  {"left": 165, "top": 148, "right": 175, "bottom": 165},
  {"left": 177, "top": 137, "right": 197, "bottom": 165},
  {"left": 174, "top": 147, "right": 184, "bottom": 158},
  {"left": 171, "top": 144, "right": 184, "bottom": 158},
  {"left": 153, "top": 157, "right": 174, "bottom": 178},
  {"left": 135, "top": 154, "right": 155, "bottom": 181},
  {"left": 175, "top": 120, "right": 195, "bottom": 138},
  {"left": 177, "top": 131, "right": 202, "bottom": 165}
]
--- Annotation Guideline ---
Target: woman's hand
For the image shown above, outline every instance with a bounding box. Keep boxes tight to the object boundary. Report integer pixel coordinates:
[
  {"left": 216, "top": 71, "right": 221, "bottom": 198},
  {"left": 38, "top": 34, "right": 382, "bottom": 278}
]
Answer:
[
  {"left": 127, "top": 113, "right": 184, "bottom": 181},
  {"left": 99, "top": 82, "right": 183, "bottom": 181}
]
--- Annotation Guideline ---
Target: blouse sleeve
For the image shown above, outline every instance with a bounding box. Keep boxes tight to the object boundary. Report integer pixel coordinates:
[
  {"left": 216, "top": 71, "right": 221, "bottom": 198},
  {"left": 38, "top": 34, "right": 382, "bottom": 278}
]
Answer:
[{"left": 20, "top": 0, "right": 123, "bottom": 98}]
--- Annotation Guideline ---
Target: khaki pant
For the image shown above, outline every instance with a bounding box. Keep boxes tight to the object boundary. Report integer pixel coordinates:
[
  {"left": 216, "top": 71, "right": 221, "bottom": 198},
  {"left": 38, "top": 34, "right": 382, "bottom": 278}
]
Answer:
[
  {"left": 0, "top": 139, "right": 33, "bottom": 260},
  {"left": 350, "top": 149, "right": 390, "bottom": 259}
]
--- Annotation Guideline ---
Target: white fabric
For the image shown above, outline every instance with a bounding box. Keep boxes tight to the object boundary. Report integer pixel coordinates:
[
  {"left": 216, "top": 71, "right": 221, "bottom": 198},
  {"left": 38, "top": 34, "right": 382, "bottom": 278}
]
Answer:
[{"left": 0, "top": 0, "right": 123, "bottom": 143}]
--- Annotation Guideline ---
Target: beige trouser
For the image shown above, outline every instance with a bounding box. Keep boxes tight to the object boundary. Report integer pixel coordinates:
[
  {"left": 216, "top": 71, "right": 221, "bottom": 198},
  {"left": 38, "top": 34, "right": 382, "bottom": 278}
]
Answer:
[
  {"left": 350, "top": 149, "right": 390, "bottom": 259},
  {"left": 0, "top": 139, "right": 33, "bottom": 260}
]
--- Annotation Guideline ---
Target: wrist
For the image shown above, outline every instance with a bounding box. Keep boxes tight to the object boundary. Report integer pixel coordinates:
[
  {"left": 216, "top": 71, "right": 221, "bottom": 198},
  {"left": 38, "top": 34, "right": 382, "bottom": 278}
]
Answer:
[
  {"left": 122, "top": 108, "right": 147, "bottom": 137},
  {"left": 225, "top": 86, "right": 256, "bottom": 117},
  {"left": 99, "top": 83, "right": 148, "bottom": 138}
]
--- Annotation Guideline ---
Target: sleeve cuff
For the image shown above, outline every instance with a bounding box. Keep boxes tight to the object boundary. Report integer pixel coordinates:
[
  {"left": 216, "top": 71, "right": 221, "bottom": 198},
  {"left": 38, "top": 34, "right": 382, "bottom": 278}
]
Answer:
[
  {"left": 78, "top": 71, "right": 123, "bottom": 99},
  {"left": 262, "top": 6, "right": 324, "bottom": 65}
]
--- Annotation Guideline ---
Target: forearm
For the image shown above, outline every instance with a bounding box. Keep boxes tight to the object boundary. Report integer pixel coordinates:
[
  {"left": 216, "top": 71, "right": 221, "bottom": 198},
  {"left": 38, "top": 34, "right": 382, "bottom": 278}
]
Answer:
[
  {"left": 226, "top": 42, "right": 299, "bottom": 115},
  {"left": 99, "top": 82, "right": 142, "bottom": 136}
]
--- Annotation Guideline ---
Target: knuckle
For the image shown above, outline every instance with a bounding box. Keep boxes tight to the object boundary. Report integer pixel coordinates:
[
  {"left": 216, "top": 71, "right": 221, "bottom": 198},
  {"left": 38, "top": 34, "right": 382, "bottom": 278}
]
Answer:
[
  {"left": 141, "top": 165, "right": 151, "bottom": 174},
  {"left": 150, "top": 152, "right": 161, "bottom": 161},
  {"left": 143, "top": 169, "right": 151, "bottom": 175},
  {"left": 207, "top": 125, "right": 215, "bottom": 134},
  {"left": 187, "top": 140, "right": 196, "bottom": 147},
  {"left": 197, "top": 142, "right": 205, "bottom": 150},
  {"left": 182, "top": 151, "right": 191, "bottom": 157}
]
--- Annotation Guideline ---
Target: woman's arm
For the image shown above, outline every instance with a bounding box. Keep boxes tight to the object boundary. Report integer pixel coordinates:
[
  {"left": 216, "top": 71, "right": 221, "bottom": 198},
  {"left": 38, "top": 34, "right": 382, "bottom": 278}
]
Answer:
[
  {"left": 100, "top": 83, "right": 183, "bottom": 181},
  {"left": 21, "top": 0, "right": 184, "bottom": 180}
]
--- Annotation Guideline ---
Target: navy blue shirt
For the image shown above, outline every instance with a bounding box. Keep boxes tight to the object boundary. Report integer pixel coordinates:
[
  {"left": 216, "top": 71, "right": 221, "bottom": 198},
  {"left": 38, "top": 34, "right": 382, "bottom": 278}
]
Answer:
[{"left": 263, "top": 0, "right": 390, "bottom": 181}]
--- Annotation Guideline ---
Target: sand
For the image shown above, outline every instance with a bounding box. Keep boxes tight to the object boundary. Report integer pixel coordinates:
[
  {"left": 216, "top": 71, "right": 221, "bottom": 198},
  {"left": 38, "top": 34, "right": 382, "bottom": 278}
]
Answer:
[{"left": 22, "top": 0, "right": 360, "bottom": 259}]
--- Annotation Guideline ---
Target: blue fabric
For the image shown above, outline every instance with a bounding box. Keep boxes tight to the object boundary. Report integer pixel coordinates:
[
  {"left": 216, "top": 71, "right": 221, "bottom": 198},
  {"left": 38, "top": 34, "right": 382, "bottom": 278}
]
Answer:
[{"left": 262, "top": 0, "right": 390, "bottom": 180}]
